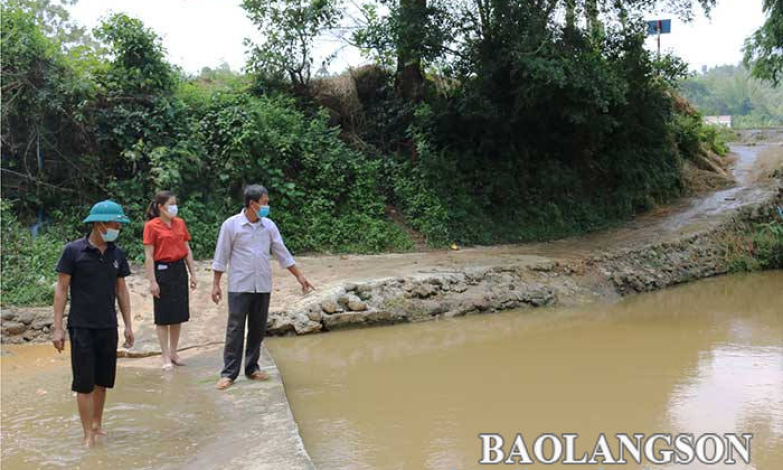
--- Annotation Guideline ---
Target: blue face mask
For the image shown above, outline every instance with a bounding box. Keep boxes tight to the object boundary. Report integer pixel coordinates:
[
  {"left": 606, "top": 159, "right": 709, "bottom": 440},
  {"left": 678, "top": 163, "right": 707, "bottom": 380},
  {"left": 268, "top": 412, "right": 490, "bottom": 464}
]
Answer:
[
  {"left": 101, "top": 227, "right": 120, "bottom": 242},
  {"left": 257, "top": 205, "right": 270, "bottom": 218}
]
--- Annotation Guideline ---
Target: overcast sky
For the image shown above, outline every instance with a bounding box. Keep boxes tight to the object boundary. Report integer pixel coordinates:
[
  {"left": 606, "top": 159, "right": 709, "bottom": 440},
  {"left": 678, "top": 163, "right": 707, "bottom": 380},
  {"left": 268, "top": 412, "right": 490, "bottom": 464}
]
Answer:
[{"left": 68, "top": 0, "right": 766, "bottom": 75}]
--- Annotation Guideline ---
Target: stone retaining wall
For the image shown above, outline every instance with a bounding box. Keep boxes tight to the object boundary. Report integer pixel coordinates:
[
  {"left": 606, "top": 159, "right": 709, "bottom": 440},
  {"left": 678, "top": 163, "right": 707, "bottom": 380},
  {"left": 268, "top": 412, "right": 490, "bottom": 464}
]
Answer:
[
  {"left": 1, "top": 308, "right": 56, "bottom": 344},
  {"left": 264, "top": 185, "right": 783, "bottom": 336},
  {"left": 598, "top": 190, "right": 782, "bottom": 295}
]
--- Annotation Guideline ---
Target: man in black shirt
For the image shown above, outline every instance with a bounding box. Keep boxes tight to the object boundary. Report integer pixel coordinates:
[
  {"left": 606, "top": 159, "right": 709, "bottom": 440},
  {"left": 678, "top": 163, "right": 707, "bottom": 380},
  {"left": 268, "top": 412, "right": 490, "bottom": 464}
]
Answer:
[{"left": 52, "top": 200, "right": 135, "bottom": 447}]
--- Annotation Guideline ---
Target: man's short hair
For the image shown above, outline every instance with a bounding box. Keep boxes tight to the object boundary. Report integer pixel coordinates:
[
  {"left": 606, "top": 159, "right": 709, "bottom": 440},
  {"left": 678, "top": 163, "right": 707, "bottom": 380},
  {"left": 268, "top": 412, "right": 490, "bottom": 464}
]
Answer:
[{"left": 243, "top": 184, "right": 269, "bottom": 207}]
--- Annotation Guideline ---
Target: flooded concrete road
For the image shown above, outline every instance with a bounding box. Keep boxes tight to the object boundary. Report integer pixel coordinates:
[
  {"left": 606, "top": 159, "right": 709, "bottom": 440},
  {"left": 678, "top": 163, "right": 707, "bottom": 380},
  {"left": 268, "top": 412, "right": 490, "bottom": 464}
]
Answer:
[
  {"left": 0, "top": 346, "right": 313, "bottom": 470},
  {"left": 267, "top": 271, "right": 783, "bottom": 470}
]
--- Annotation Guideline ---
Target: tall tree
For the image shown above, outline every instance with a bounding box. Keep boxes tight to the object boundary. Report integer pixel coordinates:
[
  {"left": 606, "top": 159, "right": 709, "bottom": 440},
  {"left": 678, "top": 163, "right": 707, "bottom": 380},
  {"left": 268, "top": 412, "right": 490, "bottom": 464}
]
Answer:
[
  {"left": 565, "top": 0, "right": 577, "bottom": 38},
  {"left": 242, "top": 0, "right": 342, "bottom": 91},
  {"left": 353, "top": 0, "right": 451, "bottom": 100},
  {"left": 396, "top": 0, "right": 427, "bottom": 100},
  {"left": 744, "top": 0, "right": 783, "bottom": 85},
  {"left": 585, "top": 0, "right": 601, "bottom": 36}
]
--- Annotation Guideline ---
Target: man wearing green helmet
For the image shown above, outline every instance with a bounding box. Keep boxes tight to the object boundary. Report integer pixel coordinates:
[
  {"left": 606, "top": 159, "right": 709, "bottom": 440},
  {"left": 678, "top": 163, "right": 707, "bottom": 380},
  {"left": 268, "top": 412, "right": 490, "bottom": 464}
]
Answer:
[{"left": 52, "top": 200, "right": 135, "bottom": 447}]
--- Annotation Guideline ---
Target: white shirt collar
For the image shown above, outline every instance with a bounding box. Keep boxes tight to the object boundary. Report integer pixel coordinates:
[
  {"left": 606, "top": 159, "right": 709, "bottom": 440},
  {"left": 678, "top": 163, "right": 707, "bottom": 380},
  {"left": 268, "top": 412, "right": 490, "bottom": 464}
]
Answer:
[{"left": 239, "top": 209, "right": 264, "bottom": 226}]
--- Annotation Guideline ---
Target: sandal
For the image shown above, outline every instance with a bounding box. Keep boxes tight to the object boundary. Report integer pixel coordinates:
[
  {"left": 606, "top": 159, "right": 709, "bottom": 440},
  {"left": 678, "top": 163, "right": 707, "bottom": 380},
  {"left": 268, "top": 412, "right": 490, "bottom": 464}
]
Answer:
[{"left": 215, "top": 377, "right": 234, "bottom": 390}]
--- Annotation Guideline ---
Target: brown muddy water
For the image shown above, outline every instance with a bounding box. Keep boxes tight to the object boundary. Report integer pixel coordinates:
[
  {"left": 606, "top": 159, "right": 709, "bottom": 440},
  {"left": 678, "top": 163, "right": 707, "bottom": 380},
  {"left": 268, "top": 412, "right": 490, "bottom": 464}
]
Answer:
[
  {"left": 267, "top": 272, "right": 783, "bottom": 470},
  {"left": 1, "top": 272, "right": 781, "bottom": 469}
]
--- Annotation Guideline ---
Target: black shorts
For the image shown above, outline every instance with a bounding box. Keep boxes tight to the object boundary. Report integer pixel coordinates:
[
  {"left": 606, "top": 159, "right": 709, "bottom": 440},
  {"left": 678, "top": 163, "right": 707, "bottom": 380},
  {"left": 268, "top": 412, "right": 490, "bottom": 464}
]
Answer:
[{"left": 68, "top": 328, "right": 118, "bottom": 394}]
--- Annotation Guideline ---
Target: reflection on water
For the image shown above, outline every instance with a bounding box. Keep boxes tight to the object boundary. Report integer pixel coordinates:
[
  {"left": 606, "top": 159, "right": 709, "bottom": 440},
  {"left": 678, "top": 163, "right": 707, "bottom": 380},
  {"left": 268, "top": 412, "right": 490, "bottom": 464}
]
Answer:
[
  {"left": 665, "top": 345, "right": 783, "bottom": 468},
  {"left": 267, "top": 271, "right": 783, "bottom": 470}
]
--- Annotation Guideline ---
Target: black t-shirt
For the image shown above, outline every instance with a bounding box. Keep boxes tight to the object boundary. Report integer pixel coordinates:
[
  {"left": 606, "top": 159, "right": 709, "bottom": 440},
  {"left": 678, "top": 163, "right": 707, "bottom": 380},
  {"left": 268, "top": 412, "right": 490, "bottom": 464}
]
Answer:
[{"left": 55, "top": 236, "right": 131, "bottom": 329}]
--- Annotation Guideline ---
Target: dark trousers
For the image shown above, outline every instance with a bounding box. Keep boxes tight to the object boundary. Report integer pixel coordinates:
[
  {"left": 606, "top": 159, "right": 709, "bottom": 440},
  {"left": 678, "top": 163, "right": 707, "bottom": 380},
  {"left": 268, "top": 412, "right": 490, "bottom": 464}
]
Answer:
[{"left": 221, "top": 292, "right": 271, "bottom": 380}]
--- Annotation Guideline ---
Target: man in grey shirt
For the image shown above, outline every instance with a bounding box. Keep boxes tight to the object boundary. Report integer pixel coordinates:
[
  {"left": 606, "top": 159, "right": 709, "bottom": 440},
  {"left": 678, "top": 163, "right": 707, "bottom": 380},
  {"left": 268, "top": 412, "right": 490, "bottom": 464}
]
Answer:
[{"left": 212, "top": 185, "right": 314, "bottom": 390}]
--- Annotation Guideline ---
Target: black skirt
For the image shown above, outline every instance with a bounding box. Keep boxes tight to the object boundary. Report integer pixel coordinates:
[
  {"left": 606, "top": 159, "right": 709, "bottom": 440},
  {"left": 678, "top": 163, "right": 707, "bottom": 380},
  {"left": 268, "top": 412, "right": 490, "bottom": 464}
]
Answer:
[{"left": 154, "top": 258, "right": 190, "bottom": 325}]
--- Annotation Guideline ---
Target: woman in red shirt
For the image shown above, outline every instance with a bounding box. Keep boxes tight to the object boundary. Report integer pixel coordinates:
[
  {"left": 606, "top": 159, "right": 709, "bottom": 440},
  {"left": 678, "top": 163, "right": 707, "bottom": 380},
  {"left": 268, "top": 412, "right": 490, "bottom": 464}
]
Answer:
[{"left": 143, "top": 191, "right": 197, "bottom": 369}]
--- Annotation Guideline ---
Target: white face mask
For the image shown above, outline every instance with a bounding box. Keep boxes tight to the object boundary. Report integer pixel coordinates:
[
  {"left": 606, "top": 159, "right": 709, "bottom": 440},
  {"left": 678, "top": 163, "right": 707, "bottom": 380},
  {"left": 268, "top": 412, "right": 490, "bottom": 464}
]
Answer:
[{"left": 166, "top": 205, "right": 178, "bottom": 217}]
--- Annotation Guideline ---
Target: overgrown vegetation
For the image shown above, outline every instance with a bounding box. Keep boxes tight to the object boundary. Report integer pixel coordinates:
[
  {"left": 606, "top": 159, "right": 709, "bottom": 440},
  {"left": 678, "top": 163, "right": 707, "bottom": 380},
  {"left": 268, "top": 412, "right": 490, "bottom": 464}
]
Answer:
[
  {"left": 343, "top": 2, "right": 730, "bottom": 245},
  {"left": 0, "top": 202, "right": 65, "bottom": 306},
  {"left": 0, "top": 0, "right": 766, "bottom": 306},
  {"left": 723, "top": 220, "right": 783, "bottom": 272}
]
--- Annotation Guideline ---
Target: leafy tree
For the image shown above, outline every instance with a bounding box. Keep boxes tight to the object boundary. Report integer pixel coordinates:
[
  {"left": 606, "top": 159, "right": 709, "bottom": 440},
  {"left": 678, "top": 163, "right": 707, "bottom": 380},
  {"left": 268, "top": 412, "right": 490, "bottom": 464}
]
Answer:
[
  {"left": 3, "top": 0, "right": 96, "bottom": 47},
  {"left": 90, "top": 13, "right": 196, "bottom": 194},
  {"left": 94, "top": 14, "right": 177, "bottom": 96},
  {"left": 744, "top": 0, "right": 783, "bottom": 85},
  {"left": 0, "top": 4, "right": 95, "bottom": 212},
  {"left": 242, "top": 0, "right": 343, "bottom": 90},
  {"left": 353, "top": 0, "right": 716, "bottom": 100}
]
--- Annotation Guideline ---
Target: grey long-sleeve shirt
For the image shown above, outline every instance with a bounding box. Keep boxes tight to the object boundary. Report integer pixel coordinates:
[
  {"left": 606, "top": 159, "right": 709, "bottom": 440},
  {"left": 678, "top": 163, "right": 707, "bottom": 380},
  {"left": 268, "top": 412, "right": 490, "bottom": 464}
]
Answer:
[{"left": 212, "top": 210, "right": 295, "bottom": 293}]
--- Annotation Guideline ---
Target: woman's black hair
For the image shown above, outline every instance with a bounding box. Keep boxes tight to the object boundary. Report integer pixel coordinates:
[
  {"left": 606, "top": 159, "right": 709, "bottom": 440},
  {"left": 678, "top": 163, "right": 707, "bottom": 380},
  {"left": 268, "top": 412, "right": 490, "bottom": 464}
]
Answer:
[{"left": 147, "top": 190, "right": 176, "bottom": 220}]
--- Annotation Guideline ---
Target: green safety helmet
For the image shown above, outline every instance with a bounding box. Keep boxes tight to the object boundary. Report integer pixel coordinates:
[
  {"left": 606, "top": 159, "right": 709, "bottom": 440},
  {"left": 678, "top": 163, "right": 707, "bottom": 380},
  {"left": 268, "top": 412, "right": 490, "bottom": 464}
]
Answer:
[{"left": 82, "top": 200, "right": 131, "bottom": 224}]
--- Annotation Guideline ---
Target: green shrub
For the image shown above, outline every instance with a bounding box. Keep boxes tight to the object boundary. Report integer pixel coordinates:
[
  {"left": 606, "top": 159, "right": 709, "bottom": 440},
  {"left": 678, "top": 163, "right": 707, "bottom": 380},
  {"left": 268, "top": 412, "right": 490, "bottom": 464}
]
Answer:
[
  {"left": 1, "top": 202, "right": 67, "bottom": 306},
  {"left": 725, "top": 220, "right": 783, "bottom": 272},
  {"left": 752, "top": 222, "right": 783, "bottom": 269}
]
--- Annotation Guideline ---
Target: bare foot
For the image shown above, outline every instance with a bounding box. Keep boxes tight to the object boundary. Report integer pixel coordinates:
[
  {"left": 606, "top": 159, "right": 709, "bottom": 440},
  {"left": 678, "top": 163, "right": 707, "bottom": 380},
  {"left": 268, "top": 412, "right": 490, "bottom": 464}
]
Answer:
[
  {"left": 83, "top": 432, "right": 96, "bottom": 448},
  {"left": 161, "top": 356, "right": 173, "bottom": 370},
  {"left": 215, "top": 377, "right": 234, "bottom": 390},
  {"left": 92, "top": 426, "right": 106, "bottom": 436},
  {"left": 246, "top": 370, "right": 270, "bottom": 381},
  {"left": 170, "top": 355, "right": 185, "bottom": 366}
]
